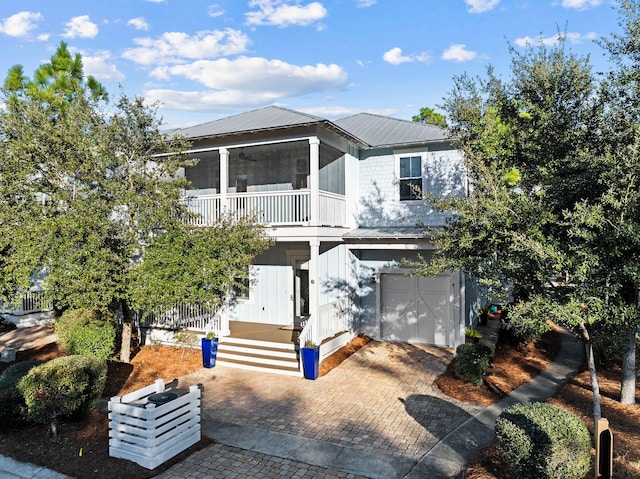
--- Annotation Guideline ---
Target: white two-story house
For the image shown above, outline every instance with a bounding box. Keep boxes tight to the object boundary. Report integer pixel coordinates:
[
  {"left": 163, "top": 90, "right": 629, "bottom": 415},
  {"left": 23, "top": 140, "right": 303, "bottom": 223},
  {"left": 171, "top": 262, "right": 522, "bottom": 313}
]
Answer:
[{"left": 141, "top": 106, "right": 477, "bottom": 376}]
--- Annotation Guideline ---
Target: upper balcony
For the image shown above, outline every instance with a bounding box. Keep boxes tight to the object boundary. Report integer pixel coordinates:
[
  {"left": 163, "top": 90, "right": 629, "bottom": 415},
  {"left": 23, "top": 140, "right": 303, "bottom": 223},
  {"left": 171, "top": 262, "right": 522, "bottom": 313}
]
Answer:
[
  {"left": 181, "top": 137, "right": 349, "bottom": 229},
  {"left": 185, "top": 190, "right": 346, "bottom": 227}
]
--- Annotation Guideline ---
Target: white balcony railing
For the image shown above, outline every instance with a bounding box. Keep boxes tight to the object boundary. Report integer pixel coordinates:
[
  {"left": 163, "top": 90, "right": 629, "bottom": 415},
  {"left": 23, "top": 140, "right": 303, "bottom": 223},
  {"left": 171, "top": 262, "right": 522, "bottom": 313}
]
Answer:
[{"left": 185, "top": 190, "right": 346, "bottom": 227}]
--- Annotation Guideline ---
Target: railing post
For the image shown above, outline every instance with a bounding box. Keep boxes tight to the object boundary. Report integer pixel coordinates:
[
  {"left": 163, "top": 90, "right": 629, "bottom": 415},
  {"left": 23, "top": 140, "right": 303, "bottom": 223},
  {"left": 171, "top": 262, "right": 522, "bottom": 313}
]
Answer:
[
  {"left": 309, "top": 138, "right": 320, "bottom": 226},
  {"left": 220, "top": 148, "right": 228, "bottom": 216}
]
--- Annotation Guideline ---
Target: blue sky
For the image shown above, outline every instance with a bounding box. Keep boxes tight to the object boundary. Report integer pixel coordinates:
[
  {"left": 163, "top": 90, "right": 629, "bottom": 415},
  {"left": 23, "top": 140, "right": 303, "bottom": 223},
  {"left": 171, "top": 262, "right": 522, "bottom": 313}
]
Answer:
[{"left": 0, "top": 0, "right": 621, "bottom": 128}]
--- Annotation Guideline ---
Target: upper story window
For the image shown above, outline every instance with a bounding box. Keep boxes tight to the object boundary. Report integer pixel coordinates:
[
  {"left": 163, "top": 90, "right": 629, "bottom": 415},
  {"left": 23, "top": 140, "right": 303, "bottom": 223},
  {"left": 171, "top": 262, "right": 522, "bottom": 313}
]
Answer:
[{"left": 399, "top": 155, "right": 422, "bottom": 201}]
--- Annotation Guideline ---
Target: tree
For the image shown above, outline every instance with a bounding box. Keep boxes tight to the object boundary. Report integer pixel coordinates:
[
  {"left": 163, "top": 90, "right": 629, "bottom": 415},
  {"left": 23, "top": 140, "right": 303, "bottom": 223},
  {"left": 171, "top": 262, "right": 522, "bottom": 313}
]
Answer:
[
  {"left": 0, "top": 43, "right": 271, "bottom": 362},
  {"left": 595, "top": 0, "right": 640, "bottom": 405},
  {"left": 412, "top": 106, "right": 447, "bottom": 128},
  {"left": 418, "top": 34, "right": 640, "bottom": 428}
]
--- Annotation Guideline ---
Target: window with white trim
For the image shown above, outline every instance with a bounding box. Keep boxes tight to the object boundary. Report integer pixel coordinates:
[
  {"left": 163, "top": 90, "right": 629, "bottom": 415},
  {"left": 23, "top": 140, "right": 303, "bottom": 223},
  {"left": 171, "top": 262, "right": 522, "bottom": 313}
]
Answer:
[
  {"left": 399, "top": 155, "right": 422, "bottom": 200},
  {"left": 233, "top": 275, "right": 250, "bottom": 301}
]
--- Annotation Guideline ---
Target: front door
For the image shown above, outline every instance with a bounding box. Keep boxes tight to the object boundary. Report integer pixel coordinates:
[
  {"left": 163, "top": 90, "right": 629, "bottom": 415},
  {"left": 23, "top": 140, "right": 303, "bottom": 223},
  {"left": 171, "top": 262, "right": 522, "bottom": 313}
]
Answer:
[{"left": 287, "top": 251, "right": 310, "bottom": 325}]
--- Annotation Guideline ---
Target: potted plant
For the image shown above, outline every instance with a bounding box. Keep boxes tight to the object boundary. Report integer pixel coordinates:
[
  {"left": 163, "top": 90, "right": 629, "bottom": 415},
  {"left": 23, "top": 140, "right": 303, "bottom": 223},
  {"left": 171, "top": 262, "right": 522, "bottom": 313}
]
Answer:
[
  {"left": 301, "top": 339, "right": 320, "bottom": 380},
  {"left": 201, "top": 332, "right": 219, "bottom": 368},
  {"left": 478, "top": 305, "right": 490, "bottom": 326},
  {"left": 465, "top": 327, "right": 483, "bottom": 343}
]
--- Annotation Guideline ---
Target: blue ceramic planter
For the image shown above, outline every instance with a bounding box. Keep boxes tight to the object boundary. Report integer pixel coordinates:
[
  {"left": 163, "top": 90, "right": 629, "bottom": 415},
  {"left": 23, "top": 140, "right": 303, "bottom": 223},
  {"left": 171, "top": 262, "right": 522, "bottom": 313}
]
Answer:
[
  {"left": 301, "top": 347, "right": 319, "bottom": 380},
  {"left": 201, "top": 337, "right": 219, "bottom": 368}
]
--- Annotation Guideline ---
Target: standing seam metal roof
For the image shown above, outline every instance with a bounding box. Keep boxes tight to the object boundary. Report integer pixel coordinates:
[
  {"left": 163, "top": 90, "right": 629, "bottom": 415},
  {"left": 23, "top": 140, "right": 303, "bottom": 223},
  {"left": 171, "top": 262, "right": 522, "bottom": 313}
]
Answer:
[{"left": 173, "top": 105, "right": 450, "bottom": 148}]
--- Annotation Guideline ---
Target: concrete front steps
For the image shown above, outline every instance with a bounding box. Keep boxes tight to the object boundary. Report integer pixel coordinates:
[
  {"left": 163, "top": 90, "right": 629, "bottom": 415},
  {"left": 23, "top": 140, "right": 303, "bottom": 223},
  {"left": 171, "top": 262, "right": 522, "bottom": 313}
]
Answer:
[{"left": 216, "top": 336, "right": 302, "bottom": 377}]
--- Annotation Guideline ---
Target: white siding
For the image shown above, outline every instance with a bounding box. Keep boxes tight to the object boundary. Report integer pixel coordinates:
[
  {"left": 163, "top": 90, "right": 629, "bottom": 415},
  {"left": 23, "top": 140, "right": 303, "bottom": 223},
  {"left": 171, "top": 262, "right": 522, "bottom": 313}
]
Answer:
[{"left": 356, "top": 146, "right": 464, "bottom": 228}]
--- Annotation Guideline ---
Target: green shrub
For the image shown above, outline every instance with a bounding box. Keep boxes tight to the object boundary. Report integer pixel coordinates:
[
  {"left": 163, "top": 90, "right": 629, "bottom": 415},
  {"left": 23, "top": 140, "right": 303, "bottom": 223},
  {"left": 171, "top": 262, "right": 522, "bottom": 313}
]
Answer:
[
  {"left": 504, "top": 298, "right": 551, "bottom": 343},
  {"left": 454, "top": 343, "right": 494, "bottom": 386},
  {"left": 18, "top": 355, "right": 107, "bottom": 439},
  {"left": 55, "top": 309, "right": 116, "bottom": 359},
  {"left": 0, "top": 360, "right": 42, "bottom": 428},
  {"left": 495, "top": 402, "right": 591, "bottom": 479}
]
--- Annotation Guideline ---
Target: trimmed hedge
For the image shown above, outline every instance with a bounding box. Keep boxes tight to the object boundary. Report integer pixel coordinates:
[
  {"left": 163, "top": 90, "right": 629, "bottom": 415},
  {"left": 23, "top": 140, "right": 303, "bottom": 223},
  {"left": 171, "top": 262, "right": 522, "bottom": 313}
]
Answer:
[
  {"left": 17, "top": 355, "right": 108, "bottom": 426},
  {"left": 0, "top": 360, "right": 42, "bottom": 428},
  {"left": 55, "top": 309, "right": 116, "bottom": 360},
  {"left": 455, "top": 343, "right": 494, "bottom": 386},
  {"left": 495, "top": 402, "right": 591, "bottom": 479}
]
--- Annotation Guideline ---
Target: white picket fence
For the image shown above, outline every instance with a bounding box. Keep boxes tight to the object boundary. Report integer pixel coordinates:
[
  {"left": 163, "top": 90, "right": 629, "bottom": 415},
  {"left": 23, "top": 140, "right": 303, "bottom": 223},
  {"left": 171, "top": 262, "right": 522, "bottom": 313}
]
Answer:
[{"left": 108, "top": 379, "right": 201, "bottom": 470}]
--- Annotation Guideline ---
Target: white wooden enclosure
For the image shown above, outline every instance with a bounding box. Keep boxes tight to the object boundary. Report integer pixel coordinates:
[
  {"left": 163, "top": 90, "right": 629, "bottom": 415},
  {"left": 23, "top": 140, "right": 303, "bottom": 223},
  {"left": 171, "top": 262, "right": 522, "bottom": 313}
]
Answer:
[{"left": 108, "top": 379, "right": 201, "bottom": 469}]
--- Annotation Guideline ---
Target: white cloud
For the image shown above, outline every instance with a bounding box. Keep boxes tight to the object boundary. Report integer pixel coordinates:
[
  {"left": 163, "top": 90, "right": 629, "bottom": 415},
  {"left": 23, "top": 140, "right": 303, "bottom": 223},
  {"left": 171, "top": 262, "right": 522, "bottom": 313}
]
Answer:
[
  {"left": 246, "top": 0, "right": 328, "bottom": 27},
  {"left": 383, "top": 47, "right": 412, "bottom": 65},
  {"left": 0, "top": 11, "right": 43, "bottom": 37},
  {"left": 383, "top": 47, "right": 431, "bottom": 65},
  {"left": 465, "top": 0, "right": 500, "bottom": 13},
  {"left": 144, "top": 56, "right": 347, "bottom": 111},
  {"left": 441, "top": 44, "right": 477, "bottom": 62},
  {"left": 157, "top": 56, "right": 346, "bottom": 91},
  {"left": 354, "top": 0, "right": 376, "bottom": 7},
  {"left": 122, "top": 29, "right": 250, "bottom": 65},
  {"left": 208, "top": 4, "right": 225, "bottom": 17},
  {"left": 82, "top": 51, "right": 126, "bottom": 81},
  {"left": 146, "top": 0, "right": 166, "bottom": 3},
  {"left": 62, "top": 15, "right": 99, "bottom": 39},
  {"left": 515, "top": 31, "right": 598, "bottom": 47},
  {"left": 127, "top": 17, "right": 149, "bottom": 31},
  {"left": 561, "top": 0, "right": 601, "bottom": 9},
  {"left": 37, "top": 33, "right": 50, "bottom": 41}
]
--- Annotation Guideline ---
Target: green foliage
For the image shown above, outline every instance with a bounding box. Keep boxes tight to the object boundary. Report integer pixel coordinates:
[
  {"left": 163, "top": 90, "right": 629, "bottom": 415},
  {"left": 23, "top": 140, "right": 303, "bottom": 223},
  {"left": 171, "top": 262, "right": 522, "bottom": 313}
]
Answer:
[
  {"left": 464, "top": 327, "right": 483, "bottom": 339},
  {"left": 495, "top": 402, "right": 591, "bottom": 479},
  {"left": 412, "top": 106, "right": 447, "bottom": 128},
  {"left": 504, "top": 297, "right": 552, "bottom": 343},
  {"left": 129, "top": 216, "right": 271, "bottom": 316},
  {"left": 18, "top": 355, "right": 107, "bottom": 428},
  {"left": 0, "top": 361, "right": 42, "bottom": 428},
  {"left": 55, "top": 309, "right": 117, "bottom": 359},
  {"left": 454, "top": 343, "right": 493, "bottom": 386}
]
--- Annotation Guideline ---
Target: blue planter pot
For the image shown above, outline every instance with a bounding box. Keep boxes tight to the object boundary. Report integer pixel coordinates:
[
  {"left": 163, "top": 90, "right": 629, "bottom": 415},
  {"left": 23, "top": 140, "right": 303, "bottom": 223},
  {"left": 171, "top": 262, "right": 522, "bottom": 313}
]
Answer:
[
  {"left": 301, "top": 347, "right": 319, "bottom": 380},
  {"left": 202, "top": 337, "right": 219, "bottom": 368}
]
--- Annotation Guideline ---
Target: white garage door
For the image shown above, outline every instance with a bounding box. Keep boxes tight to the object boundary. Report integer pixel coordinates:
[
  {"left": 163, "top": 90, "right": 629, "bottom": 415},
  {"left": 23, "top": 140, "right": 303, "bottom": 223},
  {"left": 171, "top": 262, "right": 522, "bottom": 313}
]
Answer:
[{"left": 380, "top": 273, "right": 454, "bottom": 346}]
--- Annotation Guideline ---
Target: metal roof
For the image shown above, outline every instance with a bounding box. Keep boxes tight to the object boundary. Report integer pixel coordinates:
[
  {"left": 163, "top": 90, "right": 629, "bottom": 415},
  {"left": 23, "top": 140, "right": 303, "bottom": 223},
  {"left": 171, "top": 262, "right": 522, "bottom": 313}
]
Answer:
[
  {"left": 174, "top": 106, "right": 326, "bottom": 140},
  {"left": 334, "top": 113, "right": 449, "bottom": 148},
  {"left": 172, "top": 106, "right": 451, "bottom": 149}
]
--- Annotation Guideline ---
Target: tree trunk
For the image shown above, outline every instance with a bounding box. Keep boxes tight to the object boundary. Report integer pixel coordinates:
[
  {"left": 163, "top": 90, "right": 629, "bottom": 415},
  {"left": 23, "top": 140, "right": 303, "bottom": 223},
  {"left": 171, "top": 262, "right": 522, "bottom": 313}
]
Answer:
[
  {"left": 120, "top": 322, "right": 132, "bottom": 363},
  {"left": 586, "top": 341, "right": 602, "bottom": 429},
  {"left": 119, "top": 300, "right": 133, "bottom": 363},
  {"left": 50, "top": 413, "right": 58, "bottom": 442},
  {"left": 620, "top": 327, "right": 637, "bottom": 404}
]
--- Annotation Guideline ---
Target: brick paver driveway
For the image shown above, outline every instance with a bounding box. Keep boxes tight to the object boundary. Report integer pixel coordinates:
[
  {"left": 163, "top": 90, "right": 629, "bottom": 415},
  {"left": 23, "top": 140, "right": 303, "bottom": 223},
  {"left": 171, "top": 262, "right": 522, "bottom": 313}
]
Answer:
[{"left": 177, "top": 340, "right": 482, "bottom": 460}]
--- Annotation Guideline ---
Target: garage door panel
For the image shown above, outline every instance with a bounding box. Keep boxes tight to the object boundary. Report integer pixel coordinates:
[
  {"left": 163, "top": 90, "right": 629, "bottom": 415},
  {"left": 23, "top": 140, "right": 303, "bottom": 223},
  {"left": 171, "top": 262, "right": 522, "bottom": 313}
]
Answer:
[
  {"left": 381, "top": 273, "right": 453, "bottom": 346},
  {"left": 382, "top": 291, "right": 418, "bottom": 340},
  {"left": 383, "top": 274, "right": 415, "bottom": 291}
]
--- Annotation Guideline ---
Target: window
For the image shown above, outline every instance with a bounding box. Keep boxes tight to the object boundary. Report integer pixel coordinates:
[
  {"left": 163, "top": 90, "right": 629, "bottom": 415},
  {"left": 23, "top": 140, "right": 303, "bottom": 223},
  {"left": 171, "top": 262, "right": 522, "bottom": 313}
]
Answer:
[
  {"left": 399, "top": 155, "right": 422, "bottom": 200},
  {"left": 233, "top": 275, "right": 250, "bottom": 300}
]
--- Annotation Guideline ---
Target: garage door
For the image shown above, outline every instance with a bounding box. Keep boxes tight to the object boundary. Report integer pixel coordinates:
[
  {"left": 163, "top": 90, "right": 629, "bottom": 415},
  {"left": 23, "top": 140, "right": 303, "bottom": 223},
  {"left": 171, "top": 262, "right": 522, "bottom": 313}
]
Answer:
[{"left": 380, "top": 273, "right": 453, "bottom": 346}]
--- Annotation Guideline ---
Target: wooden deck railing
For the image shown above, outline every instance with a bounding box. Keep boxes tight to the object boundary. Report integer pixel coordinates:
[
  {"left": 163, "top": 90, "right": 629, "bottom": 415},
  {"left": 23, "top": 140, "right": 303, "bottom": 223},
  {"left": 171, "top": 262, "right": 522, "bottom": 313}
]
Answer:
[
  {"left": 134, "top": 303, "right": 222, "bottom": 332},
  {"left": 0, "top": 290, "right": 52, "bottom": 315},
  {"left": 185, "top": 190, "right": 346, "bottom": 227},
  {"left": 299, "top": 298, "right": 349, "bottom": 348}
]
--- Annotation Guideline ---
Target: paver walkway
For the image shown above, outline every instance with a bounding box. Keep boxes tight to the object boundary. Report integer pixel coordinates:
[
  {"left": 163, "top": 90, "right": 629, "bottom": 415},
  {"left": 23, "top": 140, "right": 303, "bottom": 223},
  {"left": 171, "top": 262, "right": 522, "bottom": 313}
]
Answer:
[{"left": 157, "top": 327, "right": 583, "bottom": 479}]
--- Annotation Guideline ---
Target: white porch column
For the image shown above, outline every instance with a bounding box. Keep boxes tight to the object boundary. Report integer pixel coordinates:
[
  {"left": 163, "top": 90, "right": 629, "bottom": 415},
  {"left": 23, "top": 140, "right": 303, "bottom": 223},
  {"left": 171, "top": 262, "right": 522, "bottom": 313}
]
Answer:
[
  {"left": 219, "top": 148, "right": 229, "bottom": 213},
  {"left": 309, "top": 239, "right": 320, "bottom": 342},
  {"left": 309, "top": 137, "right": 320, "bottom": 226}
]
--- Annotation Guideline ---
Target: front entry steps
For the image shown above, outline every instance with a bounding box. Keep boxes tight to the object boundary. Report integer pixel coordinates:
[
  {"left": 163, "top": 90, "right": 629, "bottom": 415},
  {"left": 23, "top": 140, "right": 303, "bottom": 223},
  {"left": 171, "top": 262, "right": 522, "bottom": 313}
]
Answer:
[{"left": 216, "top": 337, "right": 302, "bottom": 377}]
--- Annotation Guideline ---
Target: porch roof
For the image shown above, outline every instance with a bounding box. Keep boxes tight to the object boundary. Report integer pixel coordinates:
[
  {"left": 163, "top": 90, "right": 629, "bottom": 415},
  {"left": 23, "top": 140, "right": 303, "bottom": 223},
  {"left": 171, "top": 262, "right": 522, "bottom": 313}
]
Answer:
[{"left": 343, "top": 227, "right": 431, "bottom": 240}]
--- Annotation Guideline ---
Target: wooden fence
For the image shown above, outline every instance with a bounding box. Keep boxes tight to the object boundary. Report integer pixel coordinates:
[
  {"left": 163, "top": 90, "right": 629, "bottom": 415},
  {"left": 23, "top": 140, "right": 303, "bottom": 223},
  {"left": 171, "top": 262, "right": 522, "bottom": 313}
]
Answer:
[{"left": 108, "top": 379, "right": 201, "bottom": 470}]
